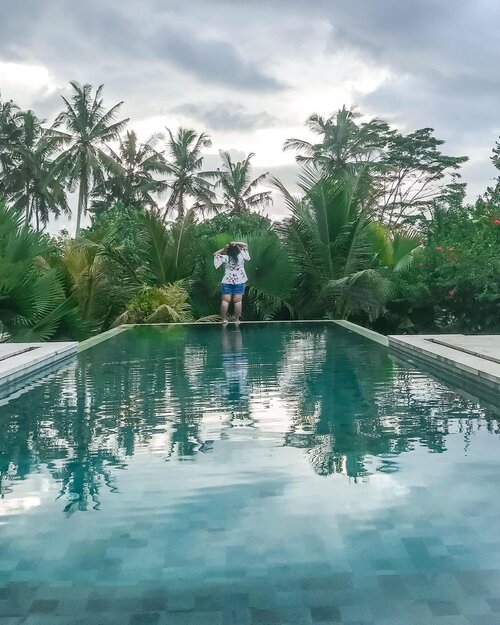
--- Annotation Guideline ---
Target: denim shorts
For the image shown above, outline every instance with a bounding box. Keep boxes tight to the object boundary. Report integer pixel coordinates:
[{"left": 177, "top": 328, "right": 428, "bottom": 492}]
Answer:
[{"left": 221, "top": 282, "right": 246, "bottom": 295}]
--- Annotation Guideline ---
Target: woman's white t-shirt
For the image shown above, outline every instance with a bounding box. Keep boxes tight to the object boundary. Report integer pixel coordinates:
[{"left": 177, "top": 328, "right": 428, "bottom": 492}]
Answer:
[{"left": 214, "top": 249, "right": 250, "bottom": 284}]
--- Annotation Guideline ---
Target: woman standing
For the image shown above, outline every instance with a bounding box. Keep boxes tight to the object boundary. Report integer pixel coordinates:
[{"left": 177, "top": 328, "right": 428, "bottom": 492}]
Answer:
[{"left": 214, "top": 241, "right": 250, "bottom": 324}]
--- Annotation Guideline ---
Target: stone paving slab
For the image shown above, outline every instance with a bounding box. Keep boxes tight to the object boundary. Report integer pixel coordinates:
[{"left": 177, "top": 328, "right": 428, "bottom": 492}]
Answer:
[
  {"left": 0, "top": 342, "right": 77, "bottom": 389},
  {"left": 431, "top": 335, "right": 500, "bottom": 365},
  {"left": 388, "top": 334, "right": 500, "bottom": 406},
  {"left": 0, "top": 344, "right": 38, "bottom": 362}
]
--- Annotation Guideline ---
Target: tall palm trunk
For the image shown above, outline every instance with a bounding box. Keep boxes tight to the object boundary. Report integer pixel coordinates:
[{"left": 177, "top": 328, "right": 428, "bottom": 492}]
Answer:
[
  {"left": 177, "top": 191, "right": 184, "bottom": 220},
  {"left": 76, "top": 181, "right": 85, "bottom": 238},
  {"left": 25, "top": 184, "right": 31, "bottom": 226},
  {"left": 76, "top": 159, "right": 88, "bottom": 238}
]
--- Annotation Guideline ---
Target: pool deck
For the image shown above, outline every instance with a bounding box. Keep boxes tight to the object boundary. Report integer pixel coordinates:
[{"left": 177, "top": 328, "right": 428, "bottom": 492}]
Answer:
[
  {"left": 389, "top": 334, "right": 500, "bottom": 405},
  {"left": 0, "top": 341, "right": 77, "bottom": 390}
]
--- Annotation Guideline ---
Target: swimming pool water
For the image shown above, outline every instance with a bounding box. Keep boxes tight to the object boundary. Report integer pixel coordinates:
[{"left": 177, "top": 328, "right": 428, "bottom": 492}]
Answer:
[{"left": 1, "top": 323, "right": 500, "bottom": 625}]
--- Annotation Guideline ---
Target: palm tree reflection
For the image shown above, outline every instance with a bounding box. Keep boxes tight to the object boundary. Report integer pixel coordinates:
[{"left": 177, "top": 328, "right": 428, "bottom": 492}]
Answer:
[
  {"left": 281, "top": 328, "right": 500, "bottom": 478},
  {"left": 0, "top": 324, "right": 499, "bottom": 510}
]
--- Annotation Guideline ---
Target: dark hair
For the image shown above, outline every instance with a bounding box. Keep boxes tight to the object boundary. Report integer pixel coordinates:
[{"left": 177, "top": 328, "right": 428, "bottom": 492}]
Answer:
[{"left": 226, "top": 243, "right": 240, "bottom": 264}]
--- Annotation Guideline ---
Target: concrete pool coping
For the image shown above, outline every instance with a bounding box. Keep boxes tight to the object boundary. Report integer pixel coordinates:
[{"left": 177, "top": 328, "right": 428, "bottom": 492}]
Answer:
[
  {"left": 0, "top": 341, "right": 77, "bottom": 390},
  {"left": 77, "top": 320, "right": 389, "bottom": 352},
  {"left": 78, "top": 326, "right": 129, "bottom": 352},
  {"left": 389, "top": 334, "right": 500, "bottom": 406}
]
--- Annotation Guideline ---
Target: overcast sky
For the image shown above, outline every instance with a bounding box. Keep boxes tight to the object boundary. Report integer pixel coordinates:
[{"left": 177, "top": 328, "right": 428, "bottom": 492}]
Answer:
[{"left": 1, "top": 0, "right": 499, "bottom": 232}]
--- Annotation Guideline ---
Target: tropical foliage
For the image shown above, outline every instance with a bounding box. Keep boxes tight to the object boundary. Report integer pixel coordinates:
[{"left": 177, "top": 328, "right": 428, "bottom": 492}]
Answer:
[
  {"left": 285, "top": 106, "right": 468, "bottom": 227},
  {"left": 91, "top": 130, "right": 168, "bottom": 212},
  {"left": 216, "top": 151, "right": 272, "bottom": 214},
  {"left": 0, "top": 82, "right": 498, "bottom": 340},
  {"left": 379, "top": 197, "right": 500, "bottom": 334},
  {"left": 0, "top": 109, "right": 69, "bottom": 230},
  {"left": 0, "top": 204, "right": 77, "bottom": 341},
  {"left": 54, "top": 82, "right": 129, "bottom": 236},
  {"left": 114, "top": 282, "right": 194, "bottom": 326},
  {"left": 164, "top": 128, "right": 216, "bottom": 219}
]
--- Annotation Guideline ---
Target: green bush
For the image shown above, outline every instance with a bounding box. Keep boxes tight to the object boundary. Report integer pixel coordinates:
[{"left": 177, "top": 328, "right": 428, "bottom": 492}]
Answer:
[
  {"left": 0, "top": 203, "right": 79, "bottom": 341},
  {"left": 114, "top": 282, "right": 194, "bottom": 325},
  {"left": 82, "top": 202, "right": 145, "bottom": 272},
  {"left": 379, "top": 199, "right": 500, "bottom": 333},
  {"left": 195, "top": 211, "right": 271, "bottom": 239}
]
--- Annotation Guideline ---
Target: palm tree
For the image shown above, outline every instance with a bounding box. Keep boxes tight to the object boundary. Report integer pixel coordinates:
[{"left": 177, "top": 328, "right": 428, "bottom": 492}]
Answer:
[
  {"left": 0, "top": 97, "right": 23, "bottom": 193},
  {"left": 216, "top": 151, "right": 272, "bottom": 215},
  {"left": 164, "top": 127, "right": 216, "bottom": 219},
  {"left": 55, "top": 82, "right": 129, "bottom": 237},
  {"left": 0, "top": 203, "right": 77, "bottom": 341},
  {"left": 191, "top": 228, "right": 294, "bottom": 320},
  {"left": 285, "top": 106, "right": 467, "bottom": 227},
  {"left": 92, "top": 130, "right": 168, "bottom": 212},
  {"left": 276, "top": 166, "right": 395, "bottom": 320},
  {"left": 4, "top": 111, "right": 69, "bottom": 230},
  {"left": 284, "top": 105, "right": 392, "bottom": 173}
]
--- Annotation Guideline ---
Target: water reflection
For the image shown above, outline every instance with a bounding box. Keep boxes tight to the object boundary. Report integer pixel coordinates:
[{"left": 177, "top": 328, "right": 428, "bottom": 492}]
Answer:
[
  {"left": 0, "top": 323, "right": 498, "bottom": 512},
  {"left": 221, "top": 326, "right": 249, "bottom": 404}
]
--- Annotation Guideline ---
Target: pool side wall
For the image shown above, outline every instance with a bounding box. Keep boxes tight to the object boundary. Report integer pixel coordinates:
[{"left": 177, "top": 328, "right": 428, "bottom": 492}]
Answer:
[
  {"left": 0, "top": 342, "right": 77, "bottom": 396},
  {"left": 389, "top": 335, "right": 500, "bottom": 408}
]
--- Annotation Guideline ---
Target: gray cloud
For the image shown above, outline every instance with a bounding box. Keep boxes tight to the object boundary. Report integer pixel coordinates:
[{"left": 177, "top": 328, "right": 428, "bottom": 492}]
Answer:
[
  {"left": 325, "top": 1, "right": 500, "bottom": 77},
  {"left": 0, "top": 2, "right": 284, "bottom": 93},
  {"left": 291, "top": 0, "right": 500, "bottom": 199},
  {"left": 153, "top": 28, "right": 284, "bottom": 92},
  {"left": 2, "top": 0, "right": 500, "bottom": 211},
  {"left": 172, "top": 102, "right": 277, "bottom": 131}
]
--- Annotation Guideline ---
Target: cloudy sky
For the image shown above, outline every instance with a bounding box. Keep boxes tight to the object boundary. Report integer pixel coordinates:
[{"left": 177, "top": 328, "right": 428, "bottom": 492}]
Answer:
[{"left": 1, "top": 0, "right": 499, "bottom": 231}]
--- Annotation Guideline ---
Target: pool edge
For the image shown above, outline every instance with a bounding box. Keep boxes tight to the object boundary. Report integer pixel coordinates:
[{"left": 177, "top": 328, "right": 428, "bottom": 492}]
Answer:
[
  {"left": 78, "top": 326, "right": 130, "bottom": 352},
  {"left": 77, "top": 321, "right": 389, "bottom": 352},
  {"left": 332, "top": 321, "right": 389, "bottom": 346}
]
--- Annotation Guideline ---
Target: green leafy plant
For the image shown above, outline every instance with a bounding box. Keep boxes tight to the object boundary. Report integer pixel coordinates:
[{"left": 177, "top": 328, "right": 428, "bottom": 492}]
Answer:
[
  {"left": 0, "top": 203, "right": 78, "bottom": 341},
  {"left": 114, "top": 282, "right": 193, "bottom": 325},
  {"left": 277, "top": 167, "right": 395, "bottom": 320},
  {"left": 380, "top": 198, "right": 500, "bottom": 333}
]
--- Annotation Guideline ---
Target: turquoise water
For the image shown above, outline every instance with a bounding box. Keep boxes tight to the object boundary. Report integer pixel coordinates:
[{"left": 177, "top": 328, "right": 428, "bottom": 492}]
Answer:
[{"left": 1, "top": 323, "right": 500, "bottom": 625}]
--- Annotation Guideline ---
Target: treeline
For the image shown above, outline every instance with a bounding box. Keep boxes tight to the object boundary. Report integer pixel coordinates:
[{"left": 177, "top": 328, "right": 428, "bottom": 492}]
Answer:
[
  {"left": 0, "top": 82, "right": 274, "bottom": 236},
  {"left": 0, "top": 82, "right": 499, "bottom": 340}
]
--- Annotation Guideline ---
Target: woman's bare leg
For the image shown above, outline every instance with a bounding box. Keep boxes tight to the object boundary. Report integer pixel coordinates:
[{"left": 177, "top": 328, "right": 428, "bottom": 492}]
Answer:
[
  {"left": 233, "top": 294, "right": 243, "bottom": 323},
  {"left": 221, "top": 294, "right": 231, "bottom": 324}
]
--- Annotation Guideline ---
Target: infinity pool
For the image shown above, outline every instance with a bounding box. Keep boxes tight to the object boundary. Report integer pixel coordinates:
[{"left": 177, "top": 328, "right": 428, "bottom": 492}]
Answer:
[{"left": 1, "top": 323, "right": 500, "bottom": 625}]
